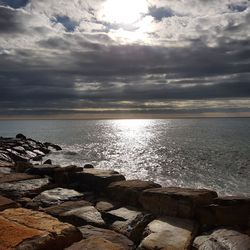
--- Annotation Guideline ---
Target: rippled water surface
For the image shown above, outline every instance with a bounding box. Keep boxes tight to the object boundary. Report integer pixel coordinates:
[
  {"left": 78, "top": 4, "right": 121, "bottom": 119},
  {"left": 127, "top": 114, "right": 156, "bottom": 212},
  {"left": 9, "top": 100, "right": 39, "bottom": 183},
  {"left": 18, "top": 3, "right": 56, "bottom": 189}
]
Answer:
[{"left": 0, "top": 119, "right": 249, "bottom": 196}]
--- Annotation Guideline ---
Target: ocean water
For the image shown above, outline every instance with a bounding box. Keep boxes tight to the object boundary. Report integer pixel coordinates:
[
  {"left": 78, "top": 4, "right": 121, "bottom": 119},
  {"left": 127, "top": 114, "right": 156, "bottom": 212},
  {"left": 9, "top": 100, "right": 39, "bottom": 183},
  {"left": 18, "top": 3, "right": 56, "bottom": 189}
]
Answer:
[{"left": 0, "top": 119, "right": 249, "bottom": 196}]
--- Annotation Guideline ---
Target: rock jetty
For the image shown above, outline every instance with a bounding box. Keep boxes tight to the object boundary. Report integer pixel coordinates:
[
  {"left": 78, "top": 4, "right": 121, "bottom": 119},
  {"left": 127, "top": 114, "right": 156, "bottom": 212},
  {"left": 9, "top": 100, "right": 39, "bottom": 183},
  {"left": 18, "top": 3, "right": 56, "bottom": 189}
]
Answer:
[{"left": 0, "top": 134, "right": 249, "bottom": 250}]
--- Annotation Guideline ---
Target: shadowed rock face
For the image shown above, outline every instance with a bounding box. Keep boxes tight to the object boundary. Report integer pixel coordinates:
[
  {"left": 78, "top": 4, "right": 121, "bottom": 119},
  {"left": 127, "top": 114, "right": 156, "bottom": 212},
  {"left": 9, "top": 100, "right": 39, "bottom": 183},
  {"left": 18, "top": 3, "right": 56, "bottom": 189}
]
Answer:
[
  {"left": 0, "top": 195, "right": 18, "bottom": 211},
  {"left": 107, "top": 180, "right": 161, "bottom": 207},
  {"left": 138, "top": 216, "right": 197, "bottom": 250},
  {"left": 139, "top": 187, "right": 218, "bottom": 219},
  {"left": 72, "top": 169, "right": 126, "bottom": 191},
  {"left": 193, "top": 229, "right": 250, "bottom": 250},
  {"left": 0, "top": 208, "right": 82, "bottom": 250},
  {"left": 66, "top": 225, "right": 134, "bottom": 250}
]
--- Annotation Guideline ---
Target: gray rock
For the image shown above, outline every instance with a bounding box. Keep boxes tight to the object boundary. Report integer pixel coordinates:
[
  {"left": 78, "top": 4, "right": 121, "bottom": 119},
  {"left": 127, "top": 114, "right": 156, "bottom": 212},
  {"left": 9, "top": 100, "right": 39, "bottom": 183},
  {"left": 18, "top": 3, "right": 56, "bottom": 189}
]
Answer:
[
  {"left": 193, "top": 228, "right": 250, "bottom": 250},
  {"left": 139, "top": 216, "right": 197, "bottom": 250}
]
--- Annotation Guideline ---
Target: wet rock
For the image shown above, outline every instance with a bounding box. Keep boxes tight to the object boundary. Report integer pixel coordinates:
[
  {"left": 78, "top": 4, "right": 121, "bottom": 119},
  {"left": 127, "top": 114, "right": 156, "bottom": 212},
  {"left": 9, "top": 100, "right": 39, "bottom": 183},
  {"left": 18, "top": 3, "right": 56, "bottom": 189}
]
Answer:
[
  {"left": 139, "top": 187, "right": 217, "bottom": 219},
  {"left": 0, "top": 195, "right": 18, "bottom": 211},
  {"left": 193, "top": 228, "right": 250, "bottom": 250},
  {"left": 33, "top": 149, "right": 46, "bottom": 156},
  {"left": 27, "top": 164, "right": 62, "bottom": 176},
  {"left": 0, "top": 152, "right": 15, "bottom": 168},
  {"left": 139, "top": 216, "right": 197, "bottom": 250},
  {"left": 15, "top": 161, "right": 33, "bottom": 172},
  {"left": 107, "top": 207, "right": 154, "bottom": 243},
  {"left": 16, "top": 133, "right": 27, "bottom": 140},
  {"left": 107, "top": 180, "right": 161, "bottom": 207},
  {"left": 6, "top": 148, "right": 30, "bottom": 162},
  {"left": 0, "top": 208, "right": 82, "bottom": 250},
  {"left": 0, "top": 177, "right": 51, "bottom": 199},
  {"left": 0, "top": 172, "right": 39, "bottom": 184},
  {"left": 44, "top": 142, "right": 62, "bottom": 151},
  {"left": 32, "top": 187, "right": 84, "bottom": 207},
  {"left": 197, "top": 196, "right": 250, "bottom": 228},
  {"left": 72, "top": 168, "right": 125, "bottom": 192}
]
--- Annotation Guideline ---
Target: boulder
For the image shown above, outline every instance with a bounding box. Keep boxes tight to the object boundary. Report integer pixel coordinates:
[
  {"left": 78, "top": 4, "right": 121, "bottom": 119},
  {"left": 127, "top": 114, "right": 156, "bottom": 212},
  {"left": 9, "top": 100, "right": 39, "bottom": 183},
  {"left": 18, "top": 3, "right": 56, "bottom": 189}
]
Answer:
[
  {"left": 65, "top": 225, "right": 136, "bottom": 250},
  {"left": 0, "top": 177, "right": 51, "bottom": 199},
  {"left": 32, "top": 188, "right": 84, "bottom": 207},
  {"left": 139, "top": 187, "right": 217, "bottom": 219},
  {"left": 106, "top": 207, "right": 154, "bottom": 243},
  {"left": 193, "top": 228, "right": 250, "bottom": 250},
  {"left": 72, "top": 168, "right": 125, "bottom": 192},
  {"left": 138, "top": 217, "right": 197, "bottom": 250},
  {"left": 43, "top": 159, "right": 52, "bottom": 164},
  {"left": 44, "top": 200, "right": 105, "bottom": 227},
  {"left": 0, "top": 160, "right": 14, "bottom": 168},
  {"left": 96, "top": 200, "right": 119, "bottom": 213},
  {"left": 44, "top": 142, "right": 62, "bottom": 151},
  {"left": 107, "top": 180, "right": 161, "bottom": 207},
  {"left": 6, "top": 148, "right": 30, "bottom": 162},
  {"left": 197, "top": 196, "right": 250, "bottom": 228},
  {"left": 84, "top": 164, "right": 94, "bottom": 169},
  {"left": 0, "top": 208, "right": 82, "bottom": 250},
  {"left": 16, "top": 133, "right": 27, "bottom": 140},
  {"left": 0, "top": 152, "right": 15, "bottom": 168},
  {"left": 0, "top": 195, "right": 18, "bottom": 211},
  {"left": 0, "top": 172, "right": 39, "bottom": 184}
]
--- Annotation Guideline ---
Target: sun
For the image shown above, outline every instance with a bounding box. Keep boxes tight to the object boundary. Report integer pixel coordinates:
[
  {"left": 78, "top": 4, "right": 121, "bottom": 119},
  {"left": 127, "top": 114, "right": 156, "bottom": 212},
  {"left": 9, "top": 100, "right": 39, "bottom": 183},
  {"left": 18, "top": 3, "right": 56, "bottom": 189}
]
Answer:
[{"left": 101, "top": 0, "right": 148, "bottom": 25}]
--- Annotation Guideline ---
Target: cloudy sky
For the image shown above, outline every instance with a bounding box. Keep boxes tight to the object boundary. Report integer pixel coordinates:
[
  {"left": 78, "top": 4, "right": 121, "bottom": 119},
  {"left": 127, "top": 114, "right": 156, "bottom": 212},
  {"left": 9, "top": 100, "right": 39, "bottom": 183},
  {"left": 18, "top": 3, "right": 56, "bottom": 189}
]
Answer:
[{"left": 0, "top": 0, "right": 250, "bottom": 118}]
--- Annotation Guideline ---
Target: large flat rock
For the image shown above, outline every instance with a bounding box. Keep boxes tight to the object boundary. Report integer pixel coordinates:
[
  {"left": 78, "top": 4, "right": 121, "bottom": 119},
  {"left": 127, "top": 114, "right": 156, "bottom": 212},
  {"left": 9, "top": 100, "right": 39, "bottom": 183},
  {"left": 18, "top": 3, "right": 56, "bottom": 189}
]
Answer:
[
  {"left": 107, "top": 207, "right": 154, "bottom": 243},
  {"left": 138, "top": 216, "right": 197, "bottom": 250},
  {"left": 0, "top": 178, "right": 51, "bottom": 199},
  {"left": 139, "top": 187, "right": 218, "bottom": 218},
  {"left": 44, "top": 199, "right": 105, "bottom": 227},
  {"left": 0, "top": 172, "right": 39, "bottom": 184},
  {"left": 72, "top": 168, "right": 125, "bottom": 191},
  {"left": 193, "top": 228, "right": 250, "bottom": 250},
  {"left": 107, "top": 180, "right": 161, "bottom": 206},
  {"left": 0, "top": 208, "right": 82, "bottom": 250},
  {"left": 197, "top": 196, "right": 250, "bottom": 227},
  {"left": 0, "top": 195, "right": 18, "bottom": 211},
  {"left": 32, "top": 188, "right": 84, "bottom": 207}
]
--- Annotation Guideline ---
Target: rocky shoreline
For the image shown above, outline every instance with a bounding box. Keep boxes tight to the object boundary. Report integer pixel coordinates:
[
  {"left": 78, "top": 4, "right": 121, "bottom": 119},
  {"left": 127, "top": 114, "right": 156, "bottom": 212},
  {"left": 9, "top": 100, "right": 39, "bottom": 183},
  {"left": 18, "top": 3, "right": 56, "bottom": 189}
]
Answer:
[{"left": 0, "top": 134, "right": 249, "bottom": 250}]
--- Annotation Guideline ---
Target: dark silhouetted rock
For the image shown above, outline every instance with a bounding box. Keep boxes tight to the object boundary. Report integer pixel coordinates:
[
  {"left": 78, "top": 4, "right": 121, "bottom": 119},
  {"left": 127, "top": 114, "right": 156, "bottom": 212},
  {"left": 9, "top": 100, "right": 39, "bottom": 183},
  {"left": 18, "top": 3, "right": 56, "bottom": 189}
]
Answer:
[
  {"left": 84, "top": 164, "right": 94, "bottom": 169},
  {"left": 16, "top": 133, "right": 26, "bottom": 140},
  {"left": 197, "top": 196, "right": 250, "bottom": 228},
  {"left": 44, "top": 159, "right": 52, "bottom": 165},
  {"left": 32, "top": 188, "right": 84, "bottom": 207},
  {"left": 193, "top": 228, "right": 250, "bottom": 250},
  {"left": 107, "top": 180, "right": 161, "bottom": 207},
  {"left": 72, "top": 169, "right": 125, "bottom": 192},
  {"left": 0, "top": 208, "right": 82, "bottom": 250},
  {"left": 139, "top": 187, "right": 217, "bottom": 219},
  {"left": 0, "top": 195, "right": 18, "bottom": 211},
  {"left": 138, "top": 216, "right": 197, "bottom": 250}
]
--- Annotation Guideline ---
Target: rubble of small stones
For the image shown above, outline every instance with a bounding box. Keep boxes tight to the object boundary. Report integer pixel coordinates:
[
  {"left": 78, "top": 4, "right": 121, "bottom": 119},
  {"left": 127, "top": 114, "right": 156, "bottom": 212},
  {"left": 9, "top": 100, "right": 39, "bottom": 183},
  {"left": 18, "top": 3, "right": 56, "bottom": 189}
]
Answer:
[{"left": 0, "top": 134, "right": 249, "bottom": 250}]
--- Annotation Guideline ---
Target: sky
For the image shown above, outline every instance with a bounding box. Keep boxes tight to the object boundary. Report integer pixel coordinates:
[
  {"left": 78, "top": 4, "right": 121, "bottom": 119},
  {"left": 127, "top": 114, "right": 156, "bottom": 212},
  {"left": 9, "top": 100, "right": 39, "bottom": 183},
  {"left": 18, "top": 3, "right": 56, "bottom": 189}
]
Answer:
[{"left": 0, "top": 0, "right": 250, "bottom": 119}]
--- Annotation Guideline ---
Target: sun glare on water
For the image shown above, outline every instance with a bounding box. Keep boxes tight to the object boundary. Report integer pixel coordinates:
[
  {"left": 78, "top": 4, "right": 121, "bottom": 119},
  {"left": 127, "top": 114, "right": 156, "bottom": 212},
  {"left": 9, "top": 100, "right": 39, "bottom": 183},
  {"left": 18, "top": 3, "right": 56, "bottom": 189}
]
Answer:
[{"left": 102, "top": 0, "right": 148, "bottom": 25}]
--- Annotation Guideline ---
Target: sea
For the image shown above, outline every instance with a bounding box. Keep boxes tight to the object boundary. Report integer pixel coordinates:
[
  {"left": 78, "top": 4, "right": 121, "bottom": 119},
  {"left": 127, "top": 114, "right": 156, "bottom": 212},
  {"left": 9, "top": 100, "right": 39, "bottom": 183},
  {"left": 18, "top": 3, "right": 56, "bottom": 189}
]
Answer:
[{"left": 0, "top": 118, "right": 249, "bottom": 196}]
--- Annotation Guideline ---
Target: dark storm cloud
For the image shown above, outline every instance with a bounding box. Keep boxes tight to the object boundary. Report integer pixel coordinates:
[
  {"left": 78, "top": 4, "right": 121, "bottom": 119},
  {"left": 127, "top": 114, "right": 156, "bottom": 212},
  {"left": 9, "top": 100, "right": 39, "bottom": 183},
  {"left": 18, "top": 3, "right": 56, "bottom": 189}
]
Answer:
[{"left": 0, "top": 0, "right": 250, "bottom": 116}]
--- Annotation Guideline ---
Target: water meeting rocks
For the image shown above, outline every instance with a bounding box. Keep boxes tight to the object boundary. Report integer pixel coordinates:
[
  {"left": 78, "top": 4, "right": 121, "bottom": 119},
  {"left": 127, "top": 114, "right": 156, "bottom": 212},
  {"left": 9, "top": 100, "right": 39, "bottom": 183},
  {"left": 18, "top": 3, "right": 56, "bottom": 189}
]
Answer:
[
  {"left": 138, "top": 216, "right": 197, "bottom": 250},
  {"left": 107, "top": 180, "right": 161, "bottom": 207},
  {"left": 0, "top": 208, "right": 82, "bottom": 250},
  {"left": 193, "top": 228, "right": 250, "bottom": 250},
  {"left": 139, "top": 187, "right": 218, "bottom": 218}
]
